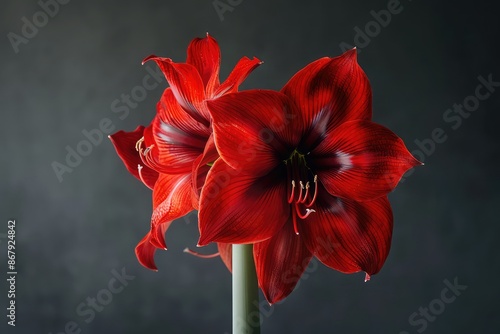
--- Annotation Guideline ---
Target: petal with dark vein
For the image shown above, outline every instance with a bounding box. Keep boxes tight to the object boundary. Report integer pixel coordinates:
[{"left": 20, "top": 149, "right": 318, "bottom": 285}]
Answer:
[
  {"left": 149, "top": 173, "right": 193, "bottom": 248},
  {"left": 198, "top": 159, "right": 289, "bottom": 245},
  {"left": 207, "top": 90, "right": 302, "bottom": 177},
  {"left": 186, "top": 33, "right": 221, "bottom": 97},
  {"left": 281, "top": 49, "right": 372, "bottom": 150},
  {"left": 312, "top": 120, "right": 422, "bottom": 201},
  {"left": 254, "top": 221, "right": 313, "bottom": 304},
  {"left": 301, "top": 190, "right": 393, "bottom": 276}
]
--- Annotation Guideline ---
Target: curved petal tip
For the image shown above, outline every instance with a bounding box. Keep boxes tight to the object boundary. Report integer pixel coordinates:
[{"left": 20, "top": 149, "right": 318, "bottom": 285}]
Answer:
[
  {"left": 141, "top": 54, "right": 172, "bottom": 65},
  {"left": 135, "top": 234, "right": 159, "bottom": 271},
  {"left": 344, "top": 47, "right": 357, "bottom": 58},
  {"left": 142, "top": 54, "right": 157, "bottom": 65}
]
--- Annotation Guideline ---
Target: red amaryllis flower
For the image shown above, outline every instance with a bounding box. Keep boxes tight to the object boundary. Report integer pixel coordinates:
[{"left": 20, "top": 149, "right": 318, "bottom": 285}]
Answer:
[
  {"left": 198, "top": 49, "right": 421, "bottom": 303},
  {"left": 110, "top": 34, "right": 261, "bottom": 270}
]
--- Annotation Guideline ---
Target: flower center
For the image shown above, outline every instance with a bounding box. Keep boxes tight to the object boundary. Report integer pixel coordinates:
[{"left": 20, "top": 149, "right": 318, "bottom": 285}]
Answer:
[{"left": 285, "top": 150, "right": 318, "bottom": 235}]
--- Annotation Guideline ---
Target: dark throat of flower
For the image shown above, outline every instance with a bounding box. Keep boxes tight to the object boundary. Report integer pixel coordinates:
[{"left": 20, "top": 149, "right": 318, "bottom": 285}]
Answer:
[{"left": 285, "top": 150, "right": 318, "bottom": 235}]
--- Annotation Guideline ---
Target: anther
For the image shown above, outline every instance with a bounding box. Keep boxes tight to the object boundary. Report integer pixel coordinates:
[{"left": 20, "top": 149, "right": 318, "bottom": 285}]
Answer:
[
  {"left": 298, "top": 181, "right": 304, "bottom": 202},
  {"left": 299, "top": 182, "right": 310, "bottom": 203},
  {"left": 135, "top": 137, "right": 144, "bottom": 152},
  {"left": 306, "top": 175, "right": 318, "bottom": 208}
]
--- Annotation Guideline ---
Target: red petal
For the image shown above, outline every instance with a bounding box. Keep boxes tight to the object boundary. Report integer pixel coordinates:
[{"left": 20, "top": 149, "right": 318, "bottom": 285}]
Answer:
[
  {"left": 150, "top": 173, "right": 194, "bottom": 248},
  {"left": 313, "top": 120, "right": 422, "bottom": 201},
  {"left": 281, "top": 49, "right": 371, "bottom": 149},
  {"left": 142, "top": 123, "right": 156, "bottom": 147},
  {"left": 157, "top": 88, "right": 211, "bottom": 140},
  {"left": 152, "top": 88, "right": 210, "bottom": 174},
  {"left": 198, "top": 159, "right": 289, "bottom": 246},
  {"left": 109, "top": 126, "right": 159, "bottom": 189},
  {"left": 206, "top": 90, "right": 301, "bottom": 177},
  {"left": 213, "top": 56, "right": 263, "bottom": 97},
  {"left": 191, "top": 134, "right": 219, "bottom": 210},
  {"left": 135, "top": 231, "right": 159, "bottom": 271},
  {"left": 254, "top": 222, "right": 313, "bottom": 304},
  {"left": 186, "top": 33, "right": 221, "bottom": 97},
  {"left": 136, "top": 124, "right": 164, "bottom": 174},
  {"left": 190, "top": 155, "right": 205, "bottom": 210},
  {"left": 143, "top": 56, "right": 210, "bottom": 126},
  {"left": 217, "top": 243, "right": 232, "bottom": 272},
  {"left": 301, "top": 189, "right": 393, "bottom": 276}
]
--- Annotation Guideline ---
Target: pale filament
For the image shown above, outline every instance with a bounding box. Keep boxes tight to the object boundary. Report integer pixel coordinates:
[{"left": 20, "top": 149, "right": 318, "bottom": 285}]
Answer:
[
  {"left": 135, "top": 137, "right": 170, "bottom": 174},
  {"left": 183, "top": 248, "right": 220, "bottom": 259},
  {"left": 137, "top": 164, "right": 153, "bottom": 190}
]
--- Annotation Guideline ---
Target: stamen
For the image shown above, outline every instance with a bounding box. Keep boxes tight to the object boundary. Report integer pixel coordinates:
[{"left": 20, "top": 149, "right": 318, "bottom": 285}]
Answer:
[
  {"left": 135, "top": 137, "right": 144, "bottom": 152},
  {"left": 298, "top": 181, "right": 304, "bottom": 202},
  {"left": 136, "top": 138, "right": 159, "bottom": 172},
  {"left": 137, "top": 145, "right": 150, "bottom": 166},
  {"left": 288, "top": 180, "right": 296, "bottom": 204},
  {"left": 285, "top": 151, "right": 318, "bottom": 228},
  {"left": 137, "top": 138, "right": 170, "bottom": 176},
  {"left": 299, "top": 182, "right": 310, "bottom": 203},
  {"left": 306, "top": 175, "right": 318, "bottom": 208},
  {"left": 292, "top": 211, "right": 299, "bottom": 235},
  {"left": 138, "top": 144, "right": 171, "bottom": 174},
  {"left": 183, "top": 247, "right": 220, "bottom": 259},
  {"left": 137, "top": 164, "right": 153, "bottom": 190}
]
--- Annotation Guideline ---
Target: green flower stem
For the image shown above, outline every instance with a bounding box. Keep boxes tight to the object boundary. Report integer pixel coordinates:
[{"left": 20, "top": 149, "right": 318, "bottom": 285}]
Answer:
[{"left": 232, "top": 244, "right": 261, "bottom": 334}]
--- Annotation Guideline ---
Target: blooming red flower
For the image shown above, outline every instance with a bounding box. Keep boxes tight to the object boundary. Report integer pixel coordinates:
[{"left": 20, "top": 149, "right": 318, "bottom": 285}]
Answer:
[
  {"left": 198, "top": 49, "right": 421, "bottom": 303},
  {"left": 110, "top": 34, "right": 261, "bottom": 270}
]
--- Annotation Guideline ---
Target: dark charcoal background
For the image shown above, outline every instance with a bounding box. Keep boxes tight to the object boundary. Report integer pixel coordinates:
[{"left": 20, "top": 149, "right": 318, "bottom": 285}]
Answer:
[{"left": 1, "top": 0, "right": 499, "bottom": 333}]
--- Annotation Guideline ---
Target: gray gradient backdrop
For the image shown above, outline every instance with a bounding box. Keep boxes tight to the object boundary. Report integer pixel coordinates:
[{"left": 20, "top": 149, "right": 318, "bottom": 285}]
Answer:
[{"left": 2, "top": 0, "right": 499, "bottom": 333}]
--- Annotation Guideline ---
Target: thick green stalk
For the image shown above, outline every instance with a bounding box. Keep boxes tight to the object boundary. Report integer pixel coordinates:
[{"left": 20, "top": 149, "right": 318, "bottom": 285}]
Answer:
[{"left": 232, "top": 244, "right": 261, "bottom": 334}]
